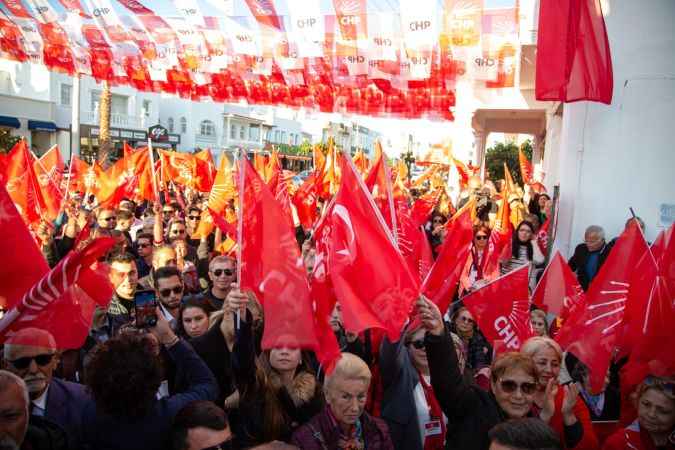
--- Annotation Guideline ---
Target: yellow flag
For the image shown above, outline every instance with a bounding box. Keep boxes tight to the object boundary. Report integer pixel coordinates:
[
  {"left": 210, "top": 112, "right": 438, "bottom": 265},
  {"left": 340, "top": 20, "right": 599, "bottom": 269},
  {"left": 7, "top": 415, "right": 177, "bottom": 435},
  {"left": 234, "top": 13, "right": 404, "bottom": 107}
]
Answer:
[{"left": 193, "top": 154, "right": 236, "bottom": 239}]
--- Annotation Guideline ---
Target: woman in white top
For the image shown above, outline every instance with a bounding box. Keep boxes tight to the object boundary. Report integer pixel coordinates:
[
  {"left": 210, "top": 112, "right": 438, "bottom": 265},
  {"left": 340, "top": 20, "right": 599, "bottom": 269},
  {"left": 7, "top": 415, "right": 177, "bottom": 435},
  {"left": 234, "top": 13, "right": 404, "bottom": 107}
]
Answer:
[{"left": 500, "top": 220, "right": 545, "bottom": 291}]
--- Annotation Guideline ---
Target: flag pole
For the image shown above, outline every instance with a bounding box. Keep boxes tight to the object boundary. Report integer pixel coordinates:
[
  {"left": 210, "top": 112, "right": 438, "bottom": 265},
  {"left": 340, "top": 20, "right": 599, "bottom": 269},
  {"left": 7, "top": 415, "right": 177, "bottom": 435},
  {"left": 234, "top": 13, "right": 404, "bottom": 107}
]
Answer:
[
  {"left": 235, "top": 147, "right": 245, "bottom": 330},
  {"left": 148, "top": 138, "right": 159, "bottom": 202}
]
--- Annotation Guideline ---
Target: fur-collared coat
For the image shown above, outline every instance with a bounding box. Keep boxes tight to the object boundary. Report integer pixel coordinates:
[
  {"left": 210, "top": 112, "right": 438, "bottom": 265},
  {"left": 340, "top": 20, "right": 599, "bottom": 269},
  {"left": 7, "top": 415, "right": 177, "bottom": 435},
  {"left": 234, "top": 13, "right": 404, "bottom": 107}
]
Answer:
[{"left": 232, "top": 315, "right": 324, "bottom": 448}]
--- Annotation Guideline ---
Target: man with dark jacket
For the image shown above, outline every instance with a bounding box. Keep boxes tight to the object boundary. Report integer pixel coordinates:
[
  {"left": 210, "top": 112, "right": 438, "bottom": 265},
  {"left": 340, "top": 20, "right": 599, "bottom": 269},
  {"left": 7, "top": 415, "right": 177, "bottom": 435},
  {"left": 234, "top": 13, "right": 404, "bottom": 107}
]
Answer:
[
  {"left": 80, "top": 310, "right": 218, "bottom": 450},
  {"left": 568, "top": 225, "right": 614, "bottom": 290},
  {"left": 2, "top": 329, "right": 88, "bottom": 450}
]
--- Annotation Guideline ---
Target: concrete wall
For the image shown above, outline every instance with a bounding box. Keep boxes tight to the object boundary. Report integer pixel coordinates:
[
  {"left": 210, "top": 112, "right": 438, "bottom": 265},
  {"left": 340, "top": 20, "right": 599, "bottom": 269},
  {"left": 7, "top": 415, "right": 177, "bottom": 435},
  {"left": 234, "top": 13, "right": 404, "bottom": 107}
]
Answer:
[{"left": 544, "top": 0, "right": 675, "bottom": 256}]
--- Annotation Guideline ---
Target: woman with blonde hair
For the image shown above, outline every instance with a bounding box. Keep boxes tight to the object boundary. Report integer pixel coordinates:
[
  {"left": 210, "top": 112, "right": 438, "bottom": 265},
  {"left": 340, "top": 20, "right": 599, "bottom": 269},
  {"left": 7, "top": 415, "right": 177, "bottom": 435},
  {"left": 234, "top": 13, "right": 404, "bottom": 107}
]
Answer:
[
  {"left": 521, "top": 336, "right": 599, "bottom": 449},
  {"left": 292, "top": 353, "right": 393, "bottom": 449},
  {"left": 530, "top": 309, "right": 549, "bottom": 337}
]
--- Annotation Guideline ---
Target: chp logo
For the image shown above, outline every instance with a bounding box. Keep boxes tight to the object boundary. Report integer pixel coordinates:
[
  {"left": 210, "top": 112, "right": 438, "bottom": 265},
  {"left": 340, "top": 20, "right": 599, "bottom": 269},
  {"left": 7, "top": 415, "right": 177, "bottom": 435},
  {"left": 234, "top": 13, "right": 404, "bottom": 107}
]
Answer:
[{"left": 148, "top": 124, "right": 169, "bottom": 143}]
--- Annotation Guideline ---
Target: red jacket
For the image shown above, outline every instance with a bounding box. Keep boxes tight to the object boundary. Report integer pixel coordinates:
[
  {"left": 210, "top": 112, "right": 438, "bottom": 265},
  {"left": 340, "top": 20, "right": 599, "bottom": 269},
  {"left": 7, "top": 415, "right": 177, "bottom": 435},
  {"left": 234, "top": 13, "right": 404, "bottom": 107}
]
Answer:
[
  {"left": 547, "top": 385, "right": 600, "bottom": 450},
  {"left": 603, "top": 421, "right": 675, "bottom": 450}
]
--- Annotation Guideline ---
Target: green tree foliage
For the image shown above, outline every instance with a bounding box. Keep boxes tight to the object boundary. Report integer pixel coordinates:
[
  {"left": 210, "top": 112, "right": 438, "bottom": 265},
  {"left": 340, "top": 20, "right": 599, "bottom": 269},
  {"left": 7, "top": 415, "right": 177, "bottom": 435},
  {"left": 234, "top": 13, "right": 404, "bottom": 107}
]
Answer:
[
  {"left": 485, "top": 139, "right": 533, "bottom": 186},
  {"left": 0, "top": 129, "right": 21, "bottom": 153}
]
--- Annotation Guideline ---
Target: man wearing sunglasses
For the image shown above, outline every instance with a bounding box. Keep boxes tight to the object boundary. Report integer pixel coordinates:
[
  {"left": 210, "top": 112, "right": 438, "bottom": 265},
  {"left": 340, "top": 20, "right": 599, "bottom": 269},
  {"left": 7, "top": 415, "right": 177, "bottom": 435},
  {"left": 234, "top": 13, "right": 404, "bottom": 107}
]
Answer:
[
  {"left": 202, "top": 256, "right": 237, "bottom": 314},
  {"left": 2, "top": 328, "right": 89, "bottom": 450},
  {"left": 154, "top": 266, "right": 186, "bottom": 329},
  {"left": 96, "top": 208, "right": 117, "bottom": 231}
]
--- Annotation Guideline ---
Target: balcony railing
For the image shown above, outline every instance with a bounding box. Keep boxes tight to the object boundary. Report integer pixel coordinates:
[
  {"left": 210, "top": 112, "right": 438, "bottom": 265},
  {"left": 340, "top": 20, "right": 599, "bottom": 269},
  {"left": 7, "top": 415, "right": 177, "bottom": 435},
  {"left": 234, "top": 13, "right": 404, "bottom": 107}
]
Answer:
[{"left": 83, "top": 110, "right": 146, "bottom": 129}]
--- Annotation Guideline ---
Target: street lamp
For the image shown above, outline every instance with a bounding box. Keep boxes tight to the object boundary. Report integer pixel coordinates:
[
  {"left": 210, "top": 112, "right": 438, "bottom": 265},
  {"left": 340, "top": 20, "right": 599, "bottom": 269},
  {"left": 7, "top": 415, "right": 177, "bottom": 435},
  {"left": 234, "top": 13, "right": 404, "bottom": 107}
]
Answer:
[{"left": 402, "top": 150, "right": 415, "bottom": 183}]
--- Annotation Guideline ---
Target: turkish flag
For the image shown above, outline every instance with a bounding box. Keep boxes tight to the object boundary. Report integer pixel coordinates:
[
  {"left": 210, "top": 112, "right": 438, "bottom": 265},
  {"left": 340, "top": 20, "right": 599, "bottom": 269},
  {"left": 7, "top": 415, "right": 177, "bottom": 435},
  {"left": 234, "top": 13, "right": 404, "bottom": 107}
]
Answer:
[
  {"left": 463, "top": 265, "right": 533, "bottom": 351},
  {"left": 531, "top": 250, "right": 585, "bottom": 318},
  {"left": 421, "top": 199, "right": 474, "bottom": 315},
  {"left": 328, "top": 156, "right": 419, "bottom": 341},
  {"left": 556, "top": 221, "right": 650, "bottom": 391},
  {"left": 238, "top": 157, "right": 318, "bottom": 350},
  {"left": 536, "top": 0, "right": 613, "bottom": 104},
  {"left": 33, "top": 145, "right": 65, "bottom": 222},
  {"left": 2, "top": 139, "right": 45, "bottom": 227}
]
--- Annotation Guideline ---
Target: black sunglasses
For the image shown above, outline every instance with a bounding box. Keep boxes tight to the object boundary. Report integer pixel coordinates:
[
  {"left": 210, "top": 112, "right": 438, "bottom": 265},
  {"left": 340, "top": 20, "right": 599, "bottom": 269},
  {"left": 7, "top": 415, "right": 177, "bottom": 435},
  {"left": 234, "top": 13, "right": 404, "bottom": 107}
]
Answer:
[
  {"left": 499, "top": 379, "right": 537, "bottom": 395},
  {"left": 475, "top": 235, "right": 488, "bottom": 240},
  {"left": 159, "top": 286, "right": 183, "bottom": 297},
  {"left": 188, "top": 215, "right": 201, "bottom": 220},
  {"left": 213, "top": 268, "right": 234, "bottom": 277},
  {"left": 9, "top": 354, "right": 54, "bottom": 370},
  {"left": 171, "top": 229, "right": 186, "bottom": 234},
  {"left": 102, "top": 216, "right": 116, "bottom": 222},
  {"left": 408, "top": 339, "right": 425, "bottom": 350},
  {"left": 162, "top": 210, "right": 174, "bottom": 215}
]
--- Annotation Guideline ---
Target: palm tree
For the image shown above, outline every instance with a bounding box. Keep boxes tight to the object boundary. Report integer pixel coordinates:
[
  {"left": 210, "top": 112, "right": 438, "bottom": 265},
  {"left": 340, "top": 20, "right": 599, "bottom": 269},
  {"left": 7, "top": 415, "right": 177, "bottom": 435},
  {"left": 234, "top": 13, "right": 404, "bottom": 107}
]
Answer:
[{"left": 97, "top": 80, "right": 112, "bottom": 166}]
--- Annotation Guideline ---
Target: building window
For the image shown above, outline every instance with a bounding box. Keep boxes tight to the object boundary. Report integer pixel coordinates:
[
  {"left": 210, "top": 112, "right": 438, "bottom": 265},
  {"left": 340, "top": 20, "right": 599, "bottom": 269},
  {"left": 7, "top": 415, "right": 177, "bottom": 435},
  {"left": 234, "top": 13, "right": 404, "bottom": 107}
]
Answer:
[
  {"left": 90, "top": 90, "right": 100, "bottom": 112},
  {"left": 239, "top": 126, "right": 245, "bottom": 140},
  {"left": 142, "top": 99, "right": 151, "bottom": 117},
  {"left": 249, "top": 125, "right": 260, "bottom": 142},
  {"left": 230, "top": 124, "right": 236, "bottom": 139},
  {"left": 60, "top": 84, "right": 72, "bottom": 106},
  {"left": 281, "top": 131, "right": 286, "bottom": 144},
  {"left": 274, "top": 130, "right": 280, "bottom": 142},
  {"left": 200, "top": 120, "right": 215, "bottom": 136},
  {"left": 294, "top": 134, "right": 299, "bottom": 146},
  {"left": 180, "top": 117, "right": 187, "bottom": 134},
  {"left": 168, "top": 117, "right": 174, "bottom": 133}
]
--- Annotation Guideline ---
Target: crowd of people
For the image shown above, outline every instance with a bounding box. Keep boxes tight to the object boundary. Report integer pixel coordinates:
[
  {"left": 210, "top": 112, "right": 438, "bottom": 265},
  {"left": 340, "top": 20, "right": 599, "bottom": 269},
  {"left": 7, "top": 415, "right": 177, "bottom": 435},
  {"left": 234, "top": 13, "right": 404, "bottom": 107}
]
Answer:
[{"left": 0, "top": 171, "right": 673, "bottom": 450}]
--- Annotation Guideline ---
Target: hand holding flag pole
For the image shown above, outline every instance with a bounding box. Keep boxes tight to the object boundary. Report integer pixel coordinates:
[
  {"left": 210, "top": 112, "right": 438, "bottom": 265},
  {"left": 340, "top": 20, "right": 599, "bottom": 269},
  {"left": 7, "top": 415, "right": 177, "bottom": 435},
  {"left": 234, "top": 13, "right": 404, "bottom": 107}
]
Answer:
[
  {"left": 235, "top": 147, "right": 245, "bottom": 330},
  {"left": 148, "top": 138, "right": 159, "bottom": 202}
]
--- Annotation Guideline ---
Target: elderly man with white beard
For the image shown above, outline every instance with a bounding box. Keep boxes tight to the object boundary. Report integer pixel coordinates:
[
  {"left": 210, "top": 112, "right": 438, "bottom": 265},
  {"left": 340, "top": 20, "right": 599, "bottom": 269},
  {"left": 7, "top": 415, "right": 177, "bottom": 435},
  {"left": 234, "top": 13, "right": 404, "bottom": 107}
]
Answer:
[{"left": 2, "top": 328, "right": 88, "bottom": 449}]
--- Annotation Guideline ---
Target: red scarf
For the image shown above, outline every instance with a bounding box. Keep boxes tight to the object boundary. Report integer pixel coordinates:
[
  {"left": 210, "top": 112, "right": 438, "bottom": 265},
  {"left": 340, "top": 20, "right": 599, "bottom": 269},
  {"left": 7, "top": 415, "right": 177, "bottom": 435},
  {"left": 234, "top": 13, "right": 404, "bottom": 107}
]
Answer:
[{"left": 418, "top": 371, "right": 446, "bottom": 450}]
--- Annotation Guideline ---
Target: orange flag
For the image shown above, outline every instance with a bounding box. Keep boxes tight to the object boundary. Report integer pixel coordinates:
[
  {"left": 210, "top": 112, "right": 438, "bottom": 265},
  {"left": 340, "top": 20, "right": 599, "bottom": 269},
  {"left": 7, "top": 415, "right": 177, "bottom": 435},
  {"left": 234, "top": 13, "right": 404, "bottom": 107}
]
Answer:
[
  {"left": 160, "top": 150, "right": 197, "bottom": 189},
  {"left": 316, "top": 138, "right": 341, "bottom": 199},
  {"left": 33, "top": 145, "right": 65, "bottom": 221},
  {"left": 503, "top": 162, "right": 518, "bottom": 193},
  {"left": 194, "top": 154, "right": 236, "bottom": 239},
  {"left": 352, "top": 149, "right": 370, "bottom": 177},
  {"left": 98, "top": 149, "right": 154, "bottom": 206},
  {"left": 123, "top": 141, "right": 135, "bottom": 159},
  {"left": 2, "top": 139, "right": 45, "bottom": 226}
]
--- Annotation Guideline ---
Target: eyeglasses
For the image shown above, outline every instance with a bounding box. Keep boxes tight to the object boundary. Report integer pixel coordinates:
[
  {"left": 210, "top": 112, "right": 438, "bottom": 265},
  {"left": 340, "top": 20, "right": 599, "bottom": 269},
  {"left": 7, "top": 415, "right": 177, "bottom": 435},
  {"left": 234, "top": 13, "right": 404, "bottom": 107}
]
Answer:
[
  {"left": 213, "top": 268, "right": 234, "bottom": 277},
  {"left": 644, "top": 376, "right": 675, "bottom": 396},
  {"left": 458, "top": 316, "right": 474, "bottom": 324},
  {"left": 475, "top": 235, "right": 488, "bottom": 241},
  {"left": 159, "top": 286, "right": 183, "bottom": 297},
  {"left": 9, "top": 354, "right": 55, "bottom": 370},
  {"left": 188, "top": 215, "right": 201, "bottom": 220},
  {"left": 499, "top": 379, "right": 537, "bottom": 395},
  {"left": 408, "top": 339, "right": 425, "bottom": 350}
]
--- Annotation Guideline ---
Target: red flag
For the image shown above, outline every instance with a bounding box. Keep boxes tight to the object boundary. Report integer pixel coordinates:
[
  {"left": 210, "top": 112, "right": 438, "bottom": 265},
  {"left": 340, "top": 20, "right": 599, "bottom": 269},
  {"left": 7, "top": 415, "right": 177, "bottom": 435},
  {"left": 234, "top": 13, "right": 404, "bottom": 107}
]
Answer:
[
  {"left": 0, "top": 183, "right": 49, "bottom": 310},
  {"left": 123, "top": 141, "right": 135, "bottom": 159},
  {"left": 238, "top": 157, "right": 318, "bottom": 350},
  {"left": 33, "top": 145, "right": 65, "bottom": 222},
  {"left": 293, "top": 174, "right": 318, "bottom": 231},
  {"left": 536, "top": 216, "right": 551, "bottom": 255},
  {"left": 410, "top": 189, "right": 440, "bottom": 227},
  {"left": 364, "top": 148, "right": 396, "bottom": 236},
  {"left": 536, "top": 0, "right": 613, "bottom": 104},
  {"left": 194, "top": 149, "right": 216, "bottom": 192},
  {"left": 2, "top": 139, "right": 45, "bottom": 226},
  {"left": 556, "top": 221, "right": 649, "bottom": 391},
  {"left": 328, "top": 156, "right": 419, "bottom": 341},
  {"left": 463, "top": 265, "right": 533, "bottom": 351},
  {"left": 244, "top": 0, "right": 284, "bottom": 31},
  {"left": 0, "top": 0, "right": 33, "bottom": 18},
  {"left": 58, "top": 0, "right": 90, "bottom": 17},
  {"left": 0, "top": 183, "right": 115, "bottom": 348},
  {"left": 421, "top": 200, "right": 475, "bottom": 315},
  {"left": 531, "top": 250, "right": 585, "bottom": 318},
  {"left": 68, "top": 156, "right": 94, "bottom": 195},
  {"left": 208, "top": 207, "right": 237, "bottom": 240}
]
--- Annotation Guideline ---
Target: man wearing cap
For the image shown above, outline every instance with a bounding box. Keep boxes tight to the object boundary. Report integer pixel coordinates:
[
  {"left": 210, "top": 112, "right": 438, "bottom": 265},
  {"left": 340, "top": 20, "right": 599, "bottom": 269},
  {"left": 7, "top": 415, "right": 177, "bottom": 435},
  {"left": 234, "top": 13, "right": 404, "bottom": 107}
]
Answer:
[{"left": 2, "top": 328, "right": 89, "bottom": 449}]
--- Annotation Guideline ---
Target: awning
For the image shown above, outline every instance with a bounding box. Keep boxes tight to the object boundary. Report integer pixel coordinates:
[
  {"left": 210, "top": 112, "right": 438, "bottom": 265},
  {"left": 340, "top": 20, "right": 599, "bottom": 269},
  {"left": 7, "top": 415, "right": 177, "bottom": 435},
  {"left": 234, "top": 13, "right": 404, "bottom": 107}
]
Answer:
[
  {"left": 28, "top": 120, "right": 57, "bottom": 132},
  {"left": 0, "top": 115, "right": 21, "bottom": 128}
]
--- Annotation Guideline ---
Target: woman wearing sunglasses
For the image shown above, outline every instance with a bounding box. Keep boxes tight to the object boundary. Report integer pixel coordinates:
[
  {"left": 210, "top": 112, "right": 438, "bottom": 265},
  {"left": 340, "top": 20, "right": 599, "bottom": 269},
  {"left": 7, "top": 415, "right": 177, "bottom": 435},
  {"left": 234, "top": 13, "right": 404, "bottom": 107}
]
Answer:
[
  {"left": 603, "top": 376, "right": 675, "bottom": 450},
  {"left": 380, "top": 321, "right": 467, "bottom": 450},
  {"left": 521, "top": 337, "right": 599, "bottom": 449},
  {"left": 415, "top": 297, "right": 538, "bottom": 450},
  {"left": 449, "top": 307, "right": 492, "bottom": 384},
  {"left": 459, "top": 224, "right": 498, "bottom": 296}
]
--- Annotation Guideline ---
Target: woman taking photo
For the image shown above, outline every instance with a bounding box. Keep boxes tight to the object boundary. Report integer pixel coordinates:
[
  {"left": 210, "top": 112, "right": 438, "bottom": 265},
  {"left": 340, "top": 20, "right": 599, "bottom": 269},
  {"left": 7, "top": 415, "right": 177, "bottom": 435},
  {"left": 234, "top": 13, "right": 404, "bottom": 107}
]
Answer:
[
  {"left": 459, "top": 224, "right": 499, "bottom": 296},
  {"left": 416, "top": 297, "right": 538, "bottom": 450},
  {"left": 292, "top": 353, "right": 393, "bottom": 449},
  {"left": 602, "top": 376, "right": 675, "bottom": 450},
  {"left": 521, "top": 337, "right": 599, "bottom": 449}
]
